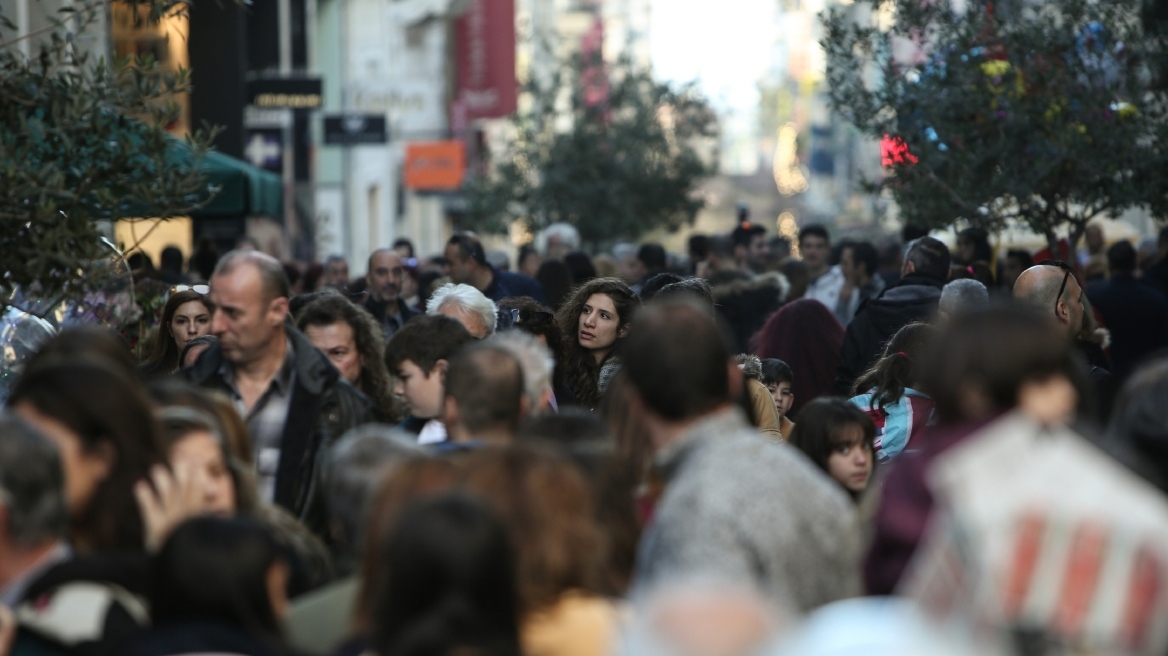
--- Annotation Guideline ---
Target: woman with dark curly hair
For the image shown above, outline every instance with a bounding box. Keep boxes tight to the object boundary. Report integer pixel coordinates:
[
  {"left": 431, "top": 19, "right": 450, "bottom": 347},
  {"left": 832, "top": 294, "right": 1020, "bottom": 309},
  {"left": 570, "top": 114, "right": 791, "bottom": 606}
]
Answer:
[
  {"left": 554, "top": 278, "right": 639, "bottom": 409},
  {"left": 142, "top": 288, "right": 213, "bottom": 376},
  {"left": 295, "top": 292, "right": 401, "bottom": 423}
]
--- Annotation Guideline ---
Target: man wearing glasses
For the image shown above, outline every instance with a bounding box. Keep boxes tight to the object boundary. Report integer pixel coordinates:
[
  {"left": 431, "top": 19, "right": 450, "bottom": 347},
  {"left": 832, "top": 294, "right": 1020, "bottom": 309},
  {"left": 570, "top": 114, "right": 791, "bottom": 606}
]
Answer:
[{"left": 1013, "top": 260, "right": 1086, "bottom": 340}]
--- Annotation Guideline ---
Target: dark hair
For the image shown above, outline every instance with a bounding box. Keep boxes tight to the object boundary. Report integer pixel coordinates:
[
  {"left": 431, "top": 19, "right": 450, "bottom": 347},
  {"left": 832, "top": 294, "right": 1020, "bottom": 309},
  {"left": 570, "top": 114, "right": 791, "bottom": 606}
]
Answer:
[
  {"left": 151, "top": 517, "right": 285, "bottom": 638},
  {"left": 190, "top": 235, "right": 221, "bottom": 281},
  {"left": 445, "top": 345, "right": 525, "bottom": 436},
  {"left": 902, "top": 223, "right": 929, "bottom": 242},
  {"left": 496, "top": 296, "right": 562, "bottom": 387},
  {"left": 760, "top": 358, "right": 793, "bottom": 386},
  {"left": 555, "top": 278, "right": 641, "bottom": 408},
  {"left": 536, "top": 260, "right": 574, "bottom": 311},
  {"left": 296, "top": 293, "right": 397, "bottom": 422},
  {"left": 0, "top": 412, "right": 68, "bottom": 546},
  {"left": 563, "top": 251, "right": 597, "bottom": 285},
  {"left": 751, "top": 299, "right": 844, "bottom": 417},
  {"left": 1107, "top": 240, "right": 1137, "bottom": 274},
  {"left": 448, "top": 234, "right": 489, "bottom": 267},
  {"left": 956, "top": 227, "right": 993, "bottom": 264},
  {"left": 9, "top": 359, "right": 167, "bottom": 552},
  {"left": 143, "top": 290, "right": 211, "bottom": 375},
  {"left": 731, "top": 223, "right": 766, "bottom": 249},
  {"left": 949, "top": 261, "right": 996, "bottom": 288},
  {"left": 1006, "top": 249, "right": 1034, "bottom": 269},
  {"left": 904, "top": 236, "right": 951, "bottom": 282},
  {"left": 385, "top": 315, "right": 476, "bottom": 374},
  {"left": 779, "top": 259, "right": 809, "bottom": 300},
  {"left": 460, "top": 448, "right": 604, "bottom": 615},
  {"left": 798, "top": 224, "right": 830, "bottom": 245},
  {"left": 393, "top": 238, "right": 416, "bottom": 258},
  {"left": 517, "top": 245, "right": 539, "bottom": 269},
  {"left": 371, "top": 494, "right": 521, "bottom": 656},
  {"left": 26, "top": 325, "right": 138, "bottom": 379},
  {"left": 656, "top": 278, "right": 715, "bottom": 314},
  {"left": 160, "top": 246, "right": 184, "bottom": 273},
  {"left": 179, "top": 335, "right": 219, "bottom": 368},
  {"left": 639, "top": 273, "right": 685, "bottom": 301},
  {"left": 1101, "top": 358, "right": 1168, "bottom": 494},
  {"left": 688, "top": 234, "right": 710, "bottom": 261},
  {"left": 852, "top": 323, "right": 935, "bottom": 410},
  {"left": 636, "top": 243, "right": 667, "bottom": 272},
  {"left": 789, "top": 397, "right": 876, "bottom": 499},
  {"left": 845, "top": 241, "right": 879, "bottom": 278},
  {"left": 923, "top": 305, "right": 1081, "bottom": 424},
  {"left": 621, "top": 301, "right": 733, "bottom": 421}
]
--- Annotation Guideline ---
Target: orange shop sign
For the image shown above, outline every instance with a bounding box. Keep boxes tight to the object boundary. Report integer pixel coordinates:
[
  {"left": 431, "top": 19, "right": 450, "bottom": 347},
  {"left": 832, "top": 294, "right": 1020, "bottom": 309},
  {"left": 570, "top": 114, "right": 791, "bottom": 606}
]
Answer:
[{"left": 404, "top": 141, "right": 466, "bottom": 191}]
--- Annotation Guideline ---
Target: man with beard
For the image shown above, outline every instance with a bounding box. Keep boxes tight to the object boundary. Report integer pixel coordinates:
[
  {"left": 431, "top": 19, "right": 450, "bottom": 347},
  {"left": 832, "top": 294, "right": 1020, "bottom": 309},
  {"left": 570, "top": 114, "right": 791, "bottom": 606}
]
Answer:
[{"left": 363, "top": 248, "right": 416, "bottom": 341}]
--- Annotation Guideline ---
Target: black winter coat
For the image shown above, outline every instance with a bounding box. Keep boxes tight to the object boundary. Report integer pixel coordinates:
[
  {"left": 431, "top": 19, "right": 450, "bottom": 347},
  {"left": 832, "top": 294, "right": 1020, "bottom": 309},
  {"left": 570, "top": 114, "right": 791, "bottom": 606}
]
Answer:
[
  {"left": 185, "top": 326, "right": 374, "bottom": 537},
  {"left": 835, "top": 275, "right": 944, "bottom": 394}
]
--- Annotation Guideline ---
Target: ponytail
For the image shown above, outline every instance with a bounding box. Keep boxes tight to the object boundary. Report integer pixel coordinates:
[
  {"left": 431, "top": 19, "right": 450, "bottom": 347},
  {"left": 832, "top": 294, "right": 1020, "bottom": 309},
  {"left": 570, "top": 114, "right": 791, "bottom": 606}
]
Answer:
[{"left": 851, "top": 323, "right": 935, "bottom": 410}]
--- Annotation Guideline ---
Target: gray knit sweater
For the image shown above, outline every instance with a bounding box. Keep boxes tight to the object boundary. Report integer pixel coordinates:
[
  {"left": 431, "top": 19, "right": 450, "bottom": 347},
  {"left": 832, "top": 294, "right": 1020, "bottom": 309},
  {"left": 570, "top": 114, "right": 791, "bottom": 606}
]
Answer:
[{"left": 634, "top": 409, "right": 862, "bottom": 612}]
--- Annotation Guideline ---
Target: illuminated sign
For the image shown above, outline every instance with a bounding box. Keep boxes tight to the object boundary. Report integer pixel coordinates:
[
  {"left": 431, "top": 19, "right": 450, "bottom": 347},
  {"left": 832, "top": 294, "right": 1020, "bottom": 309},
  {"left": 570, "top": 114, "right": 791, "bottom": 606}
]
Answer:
[{"left": 247, "top": 78, "right": 323, "bottom": 110}]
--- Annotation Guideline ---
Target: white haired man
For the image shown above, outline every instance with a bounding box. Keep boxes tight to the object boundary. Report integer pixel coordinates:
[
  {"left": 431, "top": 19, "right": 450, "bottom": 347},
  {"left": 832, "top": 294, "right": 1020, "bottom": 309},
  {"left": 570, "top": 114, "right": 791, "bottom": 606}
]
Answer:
[{"left": 426, "top": 283, "right": 498, "bottom": 339}]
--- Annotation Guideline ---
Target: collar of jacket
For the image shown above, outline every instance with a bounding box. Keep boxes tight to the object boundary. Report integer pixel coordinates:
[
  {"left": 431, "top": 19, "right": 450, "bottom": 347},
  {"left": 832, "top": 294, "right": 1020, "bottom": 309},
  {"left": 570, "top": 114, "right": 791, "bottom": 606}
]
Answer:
[
  {"left": 654, "top": 407, "right": 753, "bottom": 482},
  {"left": 875, "top": 274, "right": 945, "bottom": 303},
  {"left": 186, "top": 324, "right": 340, "bottom": 396},
  {"left": 707, "top": 271, "right": 791, "bottom": 303}
]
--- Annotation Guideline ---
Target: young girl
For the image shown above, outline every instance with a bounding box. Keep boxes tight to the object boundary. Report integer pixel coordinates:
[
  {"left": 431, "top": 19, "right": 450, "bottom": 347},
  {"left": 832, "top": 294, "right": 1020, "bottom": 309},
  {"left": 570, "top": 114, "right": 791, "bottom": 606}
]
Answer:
[
  {"left": 789, "top": 398, "right": 876, "bottom": 500},
  {"left": 761, "top": 358, "right": 795, "bottom": 439},
  {"left": 848, "top": 322, "right": 936, "bottom": 463},
  {"left": 555, "top": 278, "right": 640, "bottom": 408}
]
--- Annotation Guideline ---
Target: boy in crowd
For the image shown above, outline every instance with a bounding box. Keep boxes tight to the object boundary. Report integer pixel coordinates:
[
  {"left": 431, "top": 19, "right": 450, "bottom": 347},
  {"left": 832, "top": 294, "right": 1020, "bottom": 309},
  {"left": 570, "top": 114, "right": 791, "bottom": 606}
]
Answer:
[
  {"left": 761, "top": 359, "right": 796, "bottom": 440},
  {"left": 384, "top": 315, "right": 476, "bottom": 445}
]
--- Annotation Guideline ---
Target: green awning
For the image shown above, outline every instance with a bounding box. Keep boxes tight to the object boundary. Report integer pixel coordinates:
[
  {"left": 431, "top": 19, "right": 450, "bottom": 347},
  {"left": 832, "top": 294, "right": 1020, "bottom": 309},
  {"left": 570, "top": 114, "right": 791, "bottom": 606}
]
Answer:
[{"left": 183, "top": 145, "right": 284, "bottom": 220}]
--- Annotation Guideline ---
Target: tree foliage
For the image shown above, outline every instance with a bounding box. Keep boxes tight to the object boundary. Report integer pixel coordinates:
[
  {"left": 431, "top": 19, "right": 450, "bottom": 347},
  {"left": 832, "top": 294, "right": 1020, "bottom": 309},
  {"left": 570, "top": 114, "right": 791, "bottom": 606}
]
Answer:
[
  {"left": 463, "top": 54, "right": 719, "bottom": 247},
  {"left": 822, "top": 0, "right": 1168, "bottom": 250},
  {"left": 1, "top": 0, "right": 216, "bottom": 308}
]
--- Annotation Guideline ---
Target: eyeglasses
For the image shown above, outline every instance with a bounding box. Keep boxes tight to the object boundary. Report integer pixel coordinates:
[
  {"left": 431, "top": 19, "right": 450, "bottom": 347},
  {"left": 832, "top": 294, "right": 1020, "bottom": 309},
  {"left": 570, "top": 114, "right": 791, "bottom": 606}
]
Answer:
[
  {"left": 1039, "top": 259, "right": 1074, "bottom": 316},
  {"left": 497, "top": 308, "right": 555, "bottom": 330},
  {"left": 171, "top": 284, "right": 210, "bottom": 295}
]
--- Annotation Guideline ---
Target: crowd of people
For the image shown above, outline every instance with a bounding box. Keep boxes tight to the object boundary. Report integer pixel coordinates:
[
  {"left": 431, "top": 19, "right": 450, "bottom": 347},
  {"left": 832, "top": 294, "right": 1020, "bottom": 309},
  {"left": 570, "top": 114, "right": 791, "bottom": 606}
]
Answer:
[{"left": 1, "top": 219, "right": 1168, "bottom": 656}]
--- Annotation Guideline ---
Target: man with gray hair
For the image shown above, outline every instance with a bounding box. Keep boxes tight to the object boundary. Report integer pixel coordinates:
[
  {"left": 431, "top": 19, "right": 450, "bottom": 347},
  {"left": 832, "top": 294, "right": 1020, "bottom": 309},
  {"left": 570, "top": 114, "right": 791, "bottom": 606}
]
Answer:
[
  {"left": 186, "top": 249, "right": 374, "bottom": 538},
  {"left": 426, "top": 283, "right": 498, "bottom": 339},
  {"left": 0, "top": 413, "right": 70, "bottom": 607},
  {"left": 938, "top": 278, "right": 989, "bottom": 321},
  {"left": 540, "top": 222, "right": 581, "bottom": 260},
  {"left": 488, "top": 330, "right": 555, "bottom": 415}
]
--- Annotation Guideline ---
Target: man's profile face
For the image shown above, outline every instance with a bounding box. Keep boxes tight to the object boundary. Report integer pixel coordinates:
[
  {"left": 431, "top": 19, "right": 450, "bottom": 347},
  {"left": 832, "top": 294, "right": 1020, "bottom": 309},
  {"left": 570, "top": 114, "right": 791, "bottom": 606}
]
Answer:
[
  {"left": 748, "top": 235, "right": 770, "bottom": 269},
  {"left": 324, "top": 260, "right": 349, "bottom": 288},
  {"left": 209, "top": 264, "right": 287, "bottom": 365},
  {"left": 443, "top": 244, "right": 475, "bottom": 285},
  {"left": 799, "top": 236, "right": 829, "bottom": 270},
  {"left": 367, "top": 251, "right": 403, "bottom": 302}
]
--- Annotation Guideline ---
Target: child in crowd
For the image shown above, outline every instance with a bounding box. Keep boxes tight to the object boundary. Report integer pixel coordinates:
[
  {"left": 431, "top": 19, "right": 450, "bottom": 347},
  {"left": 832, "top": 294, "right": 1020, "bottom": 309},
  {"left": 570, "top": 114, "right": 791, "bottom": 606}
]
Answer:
[
  {"left": 384, "top": 315, "right": 476, "bottom": 445},
  {"left": 788, "top": 398, "right": 876, "bottom": 501},
  {"left": 760, "top": 359, "right": 796, "bottom": 440},
  {"left": 848, "top": 322, "right": 936, "bottom": 463}
]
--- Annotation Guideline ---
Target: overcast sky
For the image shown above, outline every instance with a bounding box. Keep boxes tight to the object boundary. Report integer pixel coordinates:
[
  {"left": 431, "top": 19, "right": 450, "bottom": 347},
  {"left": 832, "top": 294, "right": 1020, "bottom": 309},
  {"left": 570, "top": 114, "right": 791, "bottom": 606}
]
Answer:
[{"left": 649, "top": 0, "right": 775, "bottom": 113}]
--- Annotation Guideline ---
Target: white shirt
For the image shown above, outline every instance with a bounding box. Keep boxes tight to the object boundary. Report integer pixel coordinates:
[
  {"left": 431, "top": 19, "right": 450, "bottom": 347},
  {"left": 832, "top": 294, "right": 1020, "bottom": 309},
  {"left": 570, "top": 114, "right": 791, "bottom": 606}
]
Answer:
[
  {"left": 804, "top": 265, "right": 847, "bottom": 312},
  {"left": 417, "top": 419, "right": 448, "bottom": 445}
]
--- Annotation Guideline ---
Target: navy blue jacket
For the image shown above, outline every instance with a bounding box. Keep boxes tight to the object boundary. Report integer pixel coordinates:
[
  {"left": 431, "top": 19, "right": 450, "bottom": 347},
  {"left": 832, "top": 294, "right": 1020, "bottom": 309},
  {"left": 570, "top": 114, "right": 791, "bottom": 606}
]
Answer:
[
  {"left": 483, "top": 267, "right": 547, "bottom": 304},
  {"left": 1087, "top": 273, "right": 1168, "bottom": 381}
]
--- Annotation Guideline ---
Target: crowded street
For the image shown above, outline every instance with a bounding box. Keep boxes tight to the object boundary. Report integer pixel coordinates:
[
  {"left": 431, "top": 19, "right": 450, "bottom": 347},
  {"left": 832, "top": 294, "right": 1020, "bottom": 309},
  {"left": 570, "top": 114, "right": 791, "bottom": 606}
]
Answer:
[{"left": 3, "top": 0, "right": 1168, "bottom": 655}]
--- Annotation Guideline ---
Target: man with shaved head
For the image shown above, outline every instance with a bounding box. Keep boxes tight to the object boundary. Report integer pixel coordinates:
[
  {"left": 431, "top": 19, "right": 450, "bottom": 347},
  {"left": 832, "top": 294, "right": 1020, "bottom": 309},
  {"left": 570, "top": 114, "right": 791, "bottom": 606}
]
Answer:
[
  {"left": 186, "top": 250, "right": 373, "bottom": 538},
  {"left": 1014, "top": 259, "right": 1116, "bottom": 419},
  {"left": 1013, "top": 260, "right": 1086, "bottom": 340}
]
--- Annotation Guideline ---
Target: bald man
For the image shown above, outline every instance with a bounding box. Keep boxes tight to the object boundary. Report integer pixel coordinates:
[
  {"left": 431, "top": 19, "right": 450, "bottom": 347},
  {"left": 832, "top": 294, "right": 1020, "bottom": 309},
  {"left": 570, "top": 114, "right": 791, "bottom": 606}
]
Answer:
[
  {"left": 1013, "top": 262, "right": 1086, "bottom": 339},
  {"left": 186, "top": 250, "right": 373, "bottom": 537},
  {"left": 1014, "top": 261, "right": 1116, "bottom": 420}
]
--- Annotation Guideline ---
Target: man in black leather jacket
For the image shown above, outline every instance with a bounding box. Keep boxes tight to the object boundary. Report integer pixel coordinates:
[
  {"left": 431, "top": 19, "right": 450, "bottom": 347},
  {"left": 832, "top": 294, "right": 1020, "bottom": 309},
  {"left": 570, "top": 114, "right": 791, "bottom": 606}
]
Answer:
[{"left": 185, "top": 251, "right": 373, "bottom": 539}]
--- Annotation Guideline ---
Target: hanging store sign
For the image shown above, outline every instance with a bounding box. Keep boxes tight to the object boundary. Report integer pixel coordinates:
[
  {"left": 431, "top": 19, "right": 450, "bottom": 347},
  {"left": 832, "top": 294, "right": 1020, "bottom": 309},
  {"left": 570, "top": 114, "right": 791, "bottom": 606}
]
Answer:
[
  {"left": 322, "top": 114, "right": 388, "bottom": 145},
  {"left": 247, "top": 78, "right": 324, "bottom": 109},
  {"left": 404, "top": 141, "right": 466, "bottom": 191},
  {"left": 452, "top": 0, "right": 517, "bottom": 122}
]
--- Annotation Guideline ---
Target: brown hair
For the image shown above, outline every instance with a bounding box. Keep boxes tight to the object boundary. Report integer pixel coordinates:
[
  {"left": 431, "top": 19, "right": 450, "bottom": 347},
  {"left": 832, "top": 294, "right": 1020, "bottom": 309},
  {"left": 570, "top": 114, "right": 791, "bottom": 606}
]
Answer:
[
  {"left": 554, "top": 277, "right": 640, "bottom": 408},
  {"left": 143, "top": 290, "right": 211, "bottom": 375},
  {"left": 459, "top": 447, "right": 604, "bottom": 616},
  {"left": 352, "top": 457, "right": 460, "bottom": 634}
]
